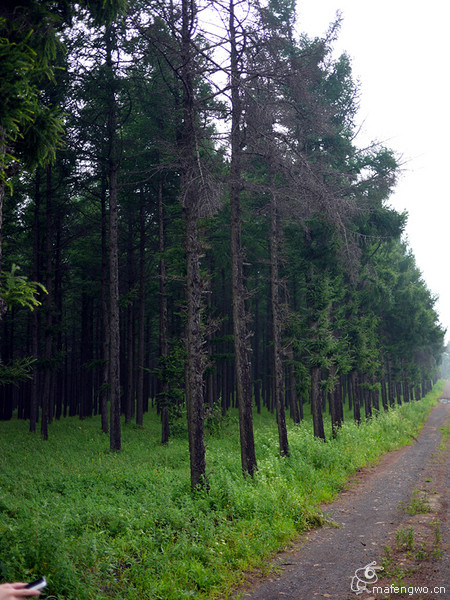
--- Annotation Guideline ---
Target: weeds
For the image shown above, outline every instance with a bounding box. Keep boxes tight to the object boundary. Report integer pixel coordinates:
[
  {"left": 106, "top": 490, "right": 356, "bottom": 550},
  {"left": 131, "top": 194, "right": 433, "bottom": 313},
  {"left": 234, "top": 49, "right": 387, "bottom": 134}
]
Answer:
[
  {"left": 431, "top": 521, "right": 443, "bottom": 558},
  {"left": 381, "top": 545, "right": 412, "bottom": 582},
  {"left": 439, "top": 422, "right": 450, "bottom": 440},
  {"left": 396, "top": 527, "right": 415, "bottom": 551},
  {"left": 401, "top": 489, "right": 431, "bottom": 515},
  {"left": 415, "top": 543, "right": 428, "bottom": 560}
]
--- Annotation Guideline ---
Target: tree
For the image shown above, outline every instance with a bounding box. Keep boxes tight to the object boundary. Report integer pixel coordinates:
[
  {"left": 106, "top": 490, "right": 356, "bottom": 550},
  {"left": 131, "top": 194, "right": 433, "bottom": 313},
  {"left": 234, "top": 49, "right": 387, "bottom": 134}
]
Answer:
[
  {"left": 228, "top": 0, "right": 258, "bottom": 474},
  {"left": 103, "top": 23, "right": 122, "bottom": 451},
  {"left": 0, "top": 265, "right": 46, "bottom": 401},
  {"left": 0, "top": 5, "right": 62, "bottom": 286},
  {"left": 0, "top": 0, "right": 126, "bottom": 289},
  {"left": 180, "top": 0, "right": 214, "bottom": 488}
]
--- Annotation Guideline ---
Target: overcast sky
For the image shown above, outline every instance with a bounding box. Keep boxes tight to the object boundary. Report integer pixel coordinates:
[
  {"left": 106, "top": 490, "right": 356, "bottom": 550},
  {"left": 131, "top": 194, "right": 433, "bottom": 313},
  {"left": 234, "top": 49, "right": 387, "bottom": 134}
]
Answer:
[{"left": 296, "top": 1, "right": 450, "bottom": 343}]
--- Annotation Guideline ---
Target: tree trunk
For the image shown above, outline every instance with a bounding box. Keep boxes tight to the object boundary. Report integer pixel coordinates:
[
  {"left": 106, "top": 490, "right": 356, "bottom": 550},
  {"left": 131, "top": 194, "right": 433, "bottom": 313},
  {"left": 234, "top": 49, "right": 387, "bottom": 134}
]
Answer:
[
  {"left": 269, "top": 196, "right": 289, "bottom": 456},
  {"left": 329, "top": 364, "right": 341, "bottom": 437},
  {"left": 347, "top": 374, "right": 352, "bottom": 410},
  {"left": 106, "top": 25, "right": 121, "bottom": 452},
  {"left": 108, "top": 158, "right": 121, "bottom": 450},
  {"left": 184, "top": 208, "right": 206, "bottom": 488},
  {"left": 181, "top": 0, "right": 206, "bottom": 489},
  {"left": 0, "top": 127, "right": 5, "bottom": 286},
  {"left": 158, "top": 179, "right": 170, "bottom": 444},
  {"left": 41, "top": 165, "right": 55, "bottom": 440},
  {"left": 402, "top": 363, "right": 409, "bottom": 403},
  {"left": 363, "top": 374, "right": 372, "bottom": 419},
  {"left": 287, "top": 347, "right": 300, "bottom": 423},
  {"left": 351, "top": 370, "right": 361, "bottom": 424},
  {"left": 387, "top": 358, "right": 394, "bottom": 406},
  {"left": 253, "top": 289, "right": 261, "bottom": 414},
  {"left": 125, "top": 213, "right": 135, "bottom": 424},
  {"left": 54, "top": 212, "right": 63, "bottom": 420},
  {"left": 396, "top": 380, "right": 402, "bottom": 405},
  {"left": 336, "top": 375, "right": 343, "bottom": 424},
  {"left": 229, "top": 0, "right": 257, "bottom": 476},
  {"left": 136, "top": 194, "right": 146, "bottom": 427},
  {"left": 100, "top": 178, "right": 109, "bottom": 434},
  {"left": 381, "top": 372, "right": 388, "bottom": 410},
  {"left": 372, "top": 376, "right": 380, "bottom": 411},
  {"left": 311, "top": 366, "right": 325, "bottom": 440},
  {"left": 80, "top": 292, "right": 93, "bottom": 419},
  {"left": 264, "top": 299, "right": 273, "bottom": 412},
  {"left": 30, "top": 170, "right": 42, "bottom": 432}
]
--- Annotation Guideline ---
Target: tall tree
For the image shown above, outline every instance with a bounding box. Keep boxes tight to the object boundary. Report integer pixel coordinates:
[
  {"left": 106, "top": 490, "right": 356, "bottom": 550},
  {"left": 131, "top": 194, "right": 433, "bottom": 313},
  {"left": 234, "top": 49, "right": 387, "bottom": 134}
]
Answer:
[
  {"left": 180, "top": 0, "right": 208, "bottom": 489},
  {"left": 105, "top": 23, "right": 122, "bottom": 451},
  {"left": 158, "top": 180, "right": 171, "bottom": 443},
  {"left": 228, "top": 0, "right": 258, "bottom": 474}
]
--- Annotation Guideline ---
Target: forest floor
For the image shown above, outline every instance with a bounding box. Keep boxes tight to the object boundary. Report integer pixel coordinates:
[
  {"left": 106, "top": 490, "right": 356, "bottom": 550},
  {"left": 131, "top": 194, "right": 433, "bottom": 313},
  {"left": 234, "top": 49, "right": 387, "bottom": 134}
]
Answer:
[{"left": 233, "top": 387, "right": 450, "bottom": 600}]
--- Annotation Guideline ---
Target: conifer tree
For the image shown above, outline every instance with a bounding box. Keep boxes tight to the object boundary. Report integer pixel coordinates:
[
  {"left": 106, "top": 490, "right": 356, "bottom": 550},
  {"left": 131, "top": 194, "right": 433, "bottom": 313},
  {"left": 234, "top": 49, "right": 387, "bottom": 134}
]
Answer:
[{"left": 228, "top": 0, "right": 258, "bottom": 474}]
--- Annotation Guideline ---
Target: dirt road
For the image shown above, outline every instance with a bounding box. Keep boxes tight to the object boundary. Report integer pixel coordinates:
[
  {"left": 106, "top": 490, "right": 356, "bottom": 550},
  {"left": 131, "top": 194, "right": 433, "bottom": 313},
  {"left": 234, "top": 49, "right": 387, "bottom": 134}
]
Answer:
[{"left": 238, "top": 389, "right": 449, "bottom": 600}]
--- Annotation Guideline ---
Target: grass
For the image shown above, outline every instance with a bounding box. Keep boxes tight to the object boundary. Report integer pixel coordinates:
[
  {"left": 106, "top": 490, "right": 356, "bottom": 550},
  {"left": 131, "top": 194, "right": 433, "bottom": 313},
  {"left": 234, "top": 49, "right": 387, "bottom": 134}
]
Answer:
[
  {"left": 401, "top": 489, "right": 432, "bottom": 516},
  {"left": 440, "top": 424, "right": 450, "bottom": 438},
  {"left": 396, "top": 527, "right": 415, "bottom": 551},
  {"left": 0, "top": 381, "right": 444, "bottom": 600}
]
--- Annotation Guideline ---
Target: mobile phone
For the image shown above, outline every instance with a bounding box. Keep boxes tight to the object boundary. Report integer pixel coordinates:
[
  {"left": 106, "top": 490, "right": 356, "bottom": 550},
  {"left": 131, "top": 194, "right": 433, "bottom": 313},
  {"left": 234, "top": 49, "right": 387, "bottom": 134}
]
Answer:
[{"left": 25, "top": 577, "right": 47, "bottom": 591}]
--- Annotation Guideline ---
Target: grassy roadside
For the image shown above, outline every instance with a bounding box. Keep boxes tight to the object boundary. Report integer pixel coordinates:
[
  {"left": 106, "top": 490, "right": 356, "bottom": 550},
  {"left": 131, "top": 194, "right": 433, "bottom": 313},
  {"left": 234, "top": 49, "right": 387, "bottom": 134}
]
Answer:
[{"left": 0, "top": 381, "right": 445, "bottom": 600}]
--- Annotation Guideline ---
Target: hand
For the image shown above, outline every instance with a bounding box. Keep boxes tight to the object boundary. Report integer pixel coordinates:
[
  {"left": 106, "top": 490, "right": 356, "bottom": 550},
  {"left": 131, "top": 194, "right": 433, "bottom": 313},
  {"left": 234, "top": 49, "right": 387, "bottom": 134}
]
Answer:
[{"left": 0, "top": 583, "right": 41, "bottom": 600}]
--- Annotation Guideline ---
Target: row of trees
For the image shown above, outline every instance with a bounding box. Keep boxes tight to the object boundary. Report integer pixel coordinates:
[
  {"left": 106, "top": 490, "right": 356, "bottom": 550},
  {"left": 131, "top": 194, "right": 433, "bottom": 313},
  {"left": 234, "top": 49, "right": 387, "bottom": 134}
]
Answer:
[{"left": 0, "top": 0, "right": 444, "bottom": 488}]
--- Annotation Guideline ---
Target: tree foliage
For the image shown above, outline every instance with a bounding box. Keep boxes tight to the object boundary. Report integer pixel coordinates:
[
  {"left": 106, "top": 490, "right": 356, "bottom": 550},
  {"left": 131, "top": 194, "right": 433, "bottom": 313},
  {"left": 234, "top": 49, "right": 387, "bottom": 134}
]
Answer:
[{"left": 0, "top": 264, "right": 47, "bottom": 312}]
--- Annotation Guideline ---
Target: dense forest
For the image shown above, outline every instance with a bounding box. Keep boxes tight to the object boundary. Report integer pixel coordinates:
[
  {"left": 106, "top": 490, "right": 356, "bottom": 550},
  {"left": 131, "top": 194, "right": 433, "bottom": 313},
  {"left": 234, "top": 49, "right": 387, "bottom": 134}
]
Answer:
[{"left": 0, "top": 0, "right": 445, "bottom": 488}]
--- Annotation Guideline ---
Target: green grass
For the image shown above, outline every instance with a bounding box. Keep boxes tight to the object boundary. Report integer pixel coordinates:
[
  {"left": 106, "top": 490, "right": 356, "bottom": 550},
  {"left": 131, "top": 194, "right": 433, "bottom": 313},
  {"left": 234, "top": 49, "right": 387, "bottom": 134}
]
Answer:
[
  {"left": 401, "top": 489, "right": 431, "bottom": 516},
  {"left": 0, "top": 381, "right": 444, "bottom": 600},
  {"left": 396, "top": 527, "right": 415, "bottom": 551},
  {"left": 439, "top": 422, "right": 450, "bottom": 440}
]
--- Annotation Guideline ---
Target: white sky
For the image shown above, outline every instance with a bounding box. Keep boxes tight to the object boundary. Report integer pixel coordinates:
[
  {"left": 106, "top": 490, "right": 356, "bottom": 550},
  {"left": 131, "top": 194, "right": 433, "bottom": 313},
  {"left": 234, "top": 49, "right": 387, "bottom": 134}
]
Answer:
[{"left": 296, "top": 0, "right": 450, "bottom": 343}]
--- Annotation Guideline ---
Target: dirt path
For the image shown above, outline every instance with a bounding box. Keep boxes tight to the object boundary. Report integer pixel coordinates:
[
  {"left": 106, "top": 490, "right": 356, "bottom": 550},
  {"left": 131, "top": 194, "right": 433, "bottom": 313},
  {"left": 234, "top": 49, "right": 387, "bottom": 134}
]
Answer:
[{"left": 237, "top": 389, "right": 449, "bottom": 600}]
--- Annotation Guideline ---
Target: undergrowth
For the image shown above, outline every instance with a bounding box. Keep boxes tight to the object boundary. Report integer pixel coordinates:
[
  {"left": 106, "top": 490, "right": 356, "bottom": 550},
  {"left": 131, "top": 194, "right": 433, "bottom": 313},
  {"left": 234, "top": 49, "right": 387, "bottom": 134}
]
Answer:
[{"left": 0, "top": 381, "right": 444, "bottom": 600}]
